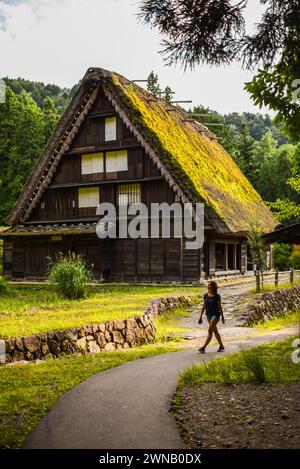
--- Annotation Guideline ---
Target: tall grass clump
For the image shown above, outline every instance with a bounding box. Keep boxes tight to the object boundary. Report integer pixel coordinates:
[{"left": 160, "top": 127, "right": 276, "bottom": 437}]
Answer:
[{"left": 48, "top": 253, "right": 93, "bottom": 300}]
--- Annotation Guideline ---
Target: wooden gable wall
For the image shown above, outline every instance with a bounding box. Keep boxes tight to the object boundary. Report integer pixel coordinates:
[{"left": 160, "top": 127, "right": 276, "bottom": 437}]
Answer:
[{"left": 28, "top": 87, "right": 175, "bottom": 223}]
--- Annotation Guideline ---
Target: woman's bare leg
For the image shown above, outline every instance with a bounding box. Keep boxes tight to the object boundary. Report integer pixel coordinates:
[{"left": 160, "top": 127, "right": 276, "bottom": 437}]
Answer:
[
  {"left": 201, "top": 320, "right": 219, "bottom": 349},
  {"left": 214, "top": 326, "right": 224, "bottom": 347}
]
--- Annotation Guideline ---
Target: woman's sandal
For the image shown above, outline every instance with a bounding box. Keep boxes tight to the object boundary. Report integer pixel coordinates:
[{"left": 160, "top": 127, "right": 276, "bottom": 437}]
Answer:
[
  {"left": 217, "top": 346, "right": 225, "bottom": 352},
  {"left": 198, "top": 347, "right": 206, "bottom": 354}
]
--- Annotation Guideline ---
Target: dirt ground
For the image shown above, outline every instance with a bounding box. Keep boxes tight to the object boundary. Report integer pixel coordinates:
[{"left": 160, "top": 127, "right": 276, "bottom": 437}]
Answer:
[{"left": 174, "top": 381, "right": 300, "bottom": 449}]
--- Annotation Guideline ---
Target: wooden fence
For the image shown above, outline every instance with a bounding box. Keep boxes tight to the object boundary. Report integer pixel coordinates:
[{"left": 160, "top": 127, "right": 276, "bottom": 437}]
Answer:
[{"left": 255, "top": 269, "right": 300, "bottom": 292}]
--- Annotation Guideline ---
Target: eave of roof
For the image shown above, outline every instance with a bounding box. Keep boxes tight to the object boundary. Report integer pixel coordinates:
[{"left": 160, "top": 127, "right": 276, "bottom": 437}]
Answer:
[{"left": 0, "top": 224, "right": 97, "bottom": 238}]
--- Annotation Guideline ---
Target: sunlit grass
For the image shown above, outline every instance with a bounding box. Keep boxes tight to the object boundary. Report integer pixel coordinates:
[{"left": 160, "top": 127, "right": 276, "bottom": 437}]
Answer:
[
  {"left": 0, "top": 339, "right": 189, "bottom": 449},
  {"left": 0, "top": 284, "right": 202, "bottom": 339},
  {"left": 154, "top": 307, "right": 194, "bottom": 342},
  {"left": 253, "top": 310, "right": 300, "bottom": 331},
  {"left": 248, "top": 278, "right": 300, "bottom": 294},
  {"left": 176, "top": 337, "right": 300, "bottom": 387}
]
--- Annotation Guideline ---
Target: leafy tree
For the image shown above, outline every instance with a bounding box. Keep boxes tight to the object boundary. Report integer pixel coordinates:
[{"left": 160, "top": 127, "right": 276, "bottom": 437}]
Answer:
[
  {"left": 42, "top": 97, "right": 60, "bottom": 142},
  {"left": 138, "top": 0, "right": 300, "bottom": 140},
  {"left": 245, "top": 62, "right": 300, "bottom": 141},
  {"left": 290, "top": 245, "right": 300, "bottom": 269},
  {"left": 253, "top": 131, "right": 277, "bottom": 197},
  {"left": 163, "top": 86, "right": 173, "bottom": 102},
  {"left": 236, "top": 121, "right": 257, "bottom": 181},
  {"left": 267, "top": 199, "right": 300, "bottom": 224},
  {"left": 0, "top": 87, "right": 52, "bottom": 225},
  {"left": 272, "top": 243, "right": 292, "bottom": 271},
  {"left": 147, "top": 71, "right": 174, "bottom": 100},
  {"left": 2, "top": 77, "right": 76, "bottom": 113},
  {"left": 189, "top": 105, "right": 238, "bottom": 158},
  {"left": 248, "top": 225, "right": 267, "bottom": 272},
  {"left": 147, "top": 71, "right": 161, "bottom": 97}
]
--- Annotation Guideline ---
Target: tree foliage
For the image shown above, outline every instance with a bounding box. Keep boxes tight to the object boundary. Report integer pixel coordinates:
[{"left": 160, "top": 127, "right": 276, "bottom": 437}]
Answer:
[
  {"left": 3, "top": 77, "right": 78, "bottom": 113},
  {"left": 138, "top": 0, "right": 300, "bottom": 140},
  {"left": 272, "top": 243, "right": 292, "bottom": 271},
  {"left": 147, "top": 71, "right": 174, "bottom": 101},
  {"left": 0, "top": 87, "right": 59, "bottom": 225},
  {"left": 247, "top": 225, "right": 266, "bottom": 271}
]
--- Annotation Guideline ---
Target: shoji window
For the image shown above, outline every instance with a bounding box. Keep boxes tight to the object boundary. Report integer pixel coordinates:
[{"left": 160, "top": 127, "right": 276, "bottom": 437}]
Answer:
[
  {"left": 117, "top": 184, "right": 141, "bottom": 205},
  {"left": 105, "top": 116, "right": 117, "bottom": 141},
  {"left": 81, "top": 153, "right": 104, "bottom": 175},
  {"left": 106, "top": 150, "right": 128, "bottom": 172},
  {"left": 78, "top": 187, "right": 100, "bottom": 208}
]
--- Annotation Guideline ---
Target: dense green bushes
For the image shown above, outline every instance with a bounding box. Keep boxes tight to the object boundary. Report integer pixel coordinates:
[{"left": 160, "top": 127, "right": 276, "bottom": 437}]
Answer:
[{"left": 272, "top": 243, "right": 300, "bottom": 270}]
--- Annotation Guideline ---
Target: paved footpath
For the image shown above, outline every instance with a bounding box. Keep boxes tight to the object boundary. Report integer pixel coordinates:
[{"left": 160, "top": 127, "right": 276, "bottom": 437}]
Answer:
[{"left": 25, "top": 326, "right": 298, "bottom": 449}]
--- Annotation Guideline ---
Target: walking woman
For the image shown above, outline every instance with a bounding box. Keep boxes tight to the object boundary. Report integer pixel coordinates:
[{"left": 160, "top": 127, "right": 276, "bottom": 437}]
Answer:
[{"left": 198, "top": 280, "right": 225, "bottom": 353}]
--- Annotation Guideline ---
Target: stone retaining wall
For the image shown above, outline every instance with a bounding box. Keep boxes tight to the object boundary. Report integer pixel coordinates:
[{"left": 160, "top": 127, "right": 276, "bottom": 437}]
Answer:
[
  {"left": 1, "top": 295, "right": 193, "bottom": 364},
  {"left": 238, "top": 286, "right": 300, "bottom": 327}
]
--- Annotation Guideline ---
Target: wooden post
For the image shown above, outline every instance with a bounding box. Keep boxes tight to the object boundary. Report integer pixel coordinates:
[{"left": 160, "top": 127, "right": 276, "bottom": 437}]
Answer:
[
  {"left": 256, "top": 270, "right": 260, "bottom": 293},
  {"left": 290, "top": 269, "right": 294, "bottom": 285},
  {"left": 275, "top": 270, "right": 279, "bottom": 288}
]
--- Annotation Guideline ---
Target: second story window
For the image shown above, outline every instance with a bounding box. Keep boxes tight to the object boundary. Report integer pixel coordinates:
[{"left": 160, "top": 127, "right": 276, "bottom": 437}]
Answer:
[
  {"left": 117, "top": 183, "right": 141, "bottom": 205},
  {"left": 78, "top": 187, "right": 100, "bottom": 208},
  {"left": 81, "top": 153, "right": 104, "bottom": 175},
  {"left": 106, "top": 150, "right": 128, "bottom": 173},
  {"left": 105, "top": 116, "right": 117, "bottom": 141}
]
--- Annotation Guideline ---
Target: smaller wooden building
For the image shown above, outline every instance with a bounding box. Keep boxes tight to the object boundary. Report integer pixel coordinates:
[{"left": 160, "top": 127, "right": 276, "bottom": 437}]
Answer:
[{"left": 1, "top": 68, "right": 277, "bottom": 282}]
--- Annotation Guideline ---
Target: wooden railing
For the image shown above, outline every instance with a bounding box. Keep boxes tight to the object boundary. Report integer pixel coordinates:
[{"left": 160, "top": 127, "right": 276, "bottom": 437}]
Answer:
[{"left": 255, "top": 269, "right": 300, "bottom": 292}]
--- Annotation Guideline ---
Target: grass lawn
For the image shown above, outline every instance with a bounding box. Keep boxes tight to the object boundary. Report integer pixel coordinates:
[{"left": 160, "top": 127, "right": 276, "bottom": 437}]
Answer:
[
  {"left": 248, "top": 278, "right": 300, "bottom": 294},
  {"left": 253, "top": 310, "right": 300, "bottom": 331},
  {"left": 0, "top": 283, "right": 202, "bottom": 339},
  {"left": 0, "top": 306, "right": 193, "bottom": 449},
  {"left": 175, "top": 337, "right": 300, "bottom": 388}
]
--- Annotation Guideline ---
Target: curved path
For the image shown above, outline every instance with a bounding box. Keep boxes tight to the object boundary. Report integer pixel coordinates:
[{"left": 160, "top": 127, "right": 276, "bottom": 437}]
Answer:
[{"left": 25, "top": 326, "right": 298, "bottom": 449}]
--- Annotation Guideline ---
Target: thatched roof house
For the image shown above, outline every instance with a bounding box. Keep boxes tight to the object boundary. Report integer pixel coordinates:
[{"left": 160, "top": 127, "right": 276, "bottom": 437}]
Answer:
[{"left": 1, "top": 68, "right": 277, "bottom": 281}]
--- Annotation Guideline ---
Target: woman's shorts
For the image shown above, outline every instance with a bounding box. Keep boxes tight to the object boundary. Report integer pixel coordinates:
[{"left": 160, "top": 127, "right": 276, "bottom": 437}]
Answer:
[{"left": 206, "top": 314, "right": 220, "bottom": 322}]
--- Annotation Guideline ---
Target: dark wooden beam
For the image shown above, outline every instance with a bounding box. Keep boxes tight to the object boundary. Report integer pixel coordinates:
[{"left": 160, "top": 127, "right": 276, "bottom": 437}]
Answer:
[{"left": 48, "top": 176, "right": 163, "bottom": 190}]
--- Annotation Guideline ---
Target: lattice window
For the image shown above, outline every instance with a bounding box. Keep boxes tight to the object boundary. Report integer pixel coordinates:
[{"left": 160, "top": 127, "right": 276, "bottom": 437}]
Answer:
[{"left": 117, "top": 184, "right": 141, "bottom": 205}]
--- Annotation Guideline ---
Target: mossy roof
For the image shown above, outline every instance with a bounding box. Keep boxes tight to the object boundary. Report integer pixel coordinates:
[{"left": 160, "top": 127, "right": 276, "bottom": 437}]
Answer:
[
  {"left": 8, "top": 67, "right": 277, "bottom": 234},
  {"left": 104, "top": 71, "right": 277, "bottom": 234}
]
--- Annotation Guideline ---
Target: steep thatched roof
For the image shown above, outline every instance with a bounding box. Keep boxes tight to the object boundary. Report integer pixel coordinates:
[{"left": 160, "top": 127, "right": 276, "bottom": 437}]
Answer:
[{"left": 8, "top": 67, "right": 277, "bottom": 234}]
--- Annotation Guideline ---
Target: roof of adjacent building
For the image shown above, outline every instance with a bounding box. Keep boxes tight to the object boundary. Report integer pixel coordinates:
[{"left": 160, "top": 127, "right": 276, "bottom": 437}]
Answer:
[{"left": 7, "top": 67, "right": 278, "bottom": 235}]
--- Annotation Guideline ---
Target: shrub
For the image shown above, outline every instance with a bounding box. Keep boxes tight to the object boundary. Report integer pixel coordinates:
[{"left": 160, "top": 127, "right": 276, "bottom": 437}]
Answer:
[
  {"left": 290, "top": 245, "right": 300, "bottom": 269},
  {"left": 241, "top": 348, "right": 266, "bottom": 383},
  {"left": 272, "top": 243, "right": 292, "bottom": 271},
  {"left": 48, "top": 253, "right": 93, "bottom": 300},
  {"left": 0, "top": 275, "right": 8, "bottom": 294}
]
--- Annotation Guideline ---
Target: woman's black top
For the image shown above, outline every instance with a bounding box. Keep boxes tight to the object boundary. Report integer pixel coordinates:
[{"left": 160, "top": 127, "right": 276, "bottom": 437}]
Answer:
[{"left": 204, "top": 293, "right": 221, "bottom": 318}]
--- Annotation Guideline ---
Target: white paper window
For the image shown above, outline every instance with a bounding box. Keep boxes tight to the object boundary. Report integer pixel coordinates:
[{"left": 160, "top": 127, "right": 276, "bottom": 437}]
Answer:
[
  {"left": 117, "top": 184, "right": 141, "bottom": 205},
  {"left": 105, "top": 117, "right": 117, "bottom": 141},
  {"left": 81, "top": 153, "right": 103, "bottom": 175},
  {"left": 106, "top": 150, "right": 128, "bottom": 173},
  {"left": 78, "top": 187, "right": 100, "bottom": 208}
]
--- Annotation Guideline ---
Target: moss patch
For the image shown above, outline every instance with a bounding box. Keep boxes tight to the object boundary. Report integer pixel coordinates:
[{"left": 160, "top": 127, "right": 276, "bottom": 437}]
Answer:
[{"left": 109, "top": 74, "right": 277, "bottom": 233}]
